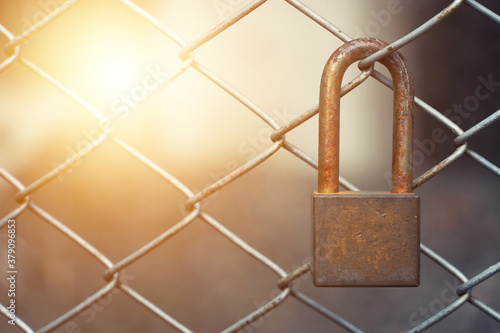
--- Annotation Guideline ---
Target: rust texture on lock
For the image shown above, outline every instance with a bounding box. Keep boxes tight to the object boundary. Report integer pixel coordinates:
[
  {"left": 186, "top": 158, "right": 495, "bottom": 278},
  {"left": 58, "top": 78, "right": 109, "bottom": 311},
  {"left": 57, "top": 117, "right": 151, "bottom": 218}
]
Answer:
[{"left": 313, "top": 38, "right": 420, "bottom": 287}]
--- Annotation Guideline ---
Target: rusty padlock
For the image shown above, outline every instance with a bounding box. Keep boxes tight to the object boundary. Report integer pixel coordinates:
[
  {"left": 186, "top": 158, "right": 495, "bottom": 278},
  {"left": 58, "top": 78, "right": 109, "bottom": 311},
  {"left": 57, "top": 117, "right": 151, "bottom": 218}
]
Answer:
[{"left": 312, "top": 38, "right": 420, "bottom": 287}]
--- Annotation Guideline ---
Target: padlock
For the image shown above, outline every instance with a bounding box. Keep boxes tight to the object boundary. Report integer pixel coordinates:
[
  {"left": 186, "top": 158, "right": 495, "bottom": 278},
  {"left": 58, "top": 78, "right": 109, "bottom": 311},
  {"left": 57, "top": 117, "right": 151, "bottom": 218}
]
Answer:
[{"left": 312, "top": 38, "right": 420, "bottom": 287}]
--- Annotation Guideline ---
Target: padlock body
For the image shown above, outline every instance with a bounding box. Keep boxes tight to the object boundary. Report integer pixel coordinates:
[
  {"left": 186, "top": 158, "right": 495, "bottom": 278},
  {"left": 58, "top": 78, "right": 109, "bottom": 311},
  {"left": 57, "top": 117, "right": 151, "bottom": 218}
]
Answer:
[{"left": 312, "top": 191, "right": 420, "bottom": 287}]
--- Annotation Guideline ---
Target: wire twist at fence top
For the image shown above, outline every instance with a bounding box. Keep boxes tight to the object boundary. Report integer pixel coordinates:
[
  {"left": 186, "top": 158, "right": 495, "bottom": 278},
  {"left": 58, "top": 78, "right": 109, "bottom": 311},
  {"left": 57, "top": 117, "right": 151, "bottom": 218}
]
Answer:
[{"left": 1, "top": 0, "right": 500, "bottom": 332}]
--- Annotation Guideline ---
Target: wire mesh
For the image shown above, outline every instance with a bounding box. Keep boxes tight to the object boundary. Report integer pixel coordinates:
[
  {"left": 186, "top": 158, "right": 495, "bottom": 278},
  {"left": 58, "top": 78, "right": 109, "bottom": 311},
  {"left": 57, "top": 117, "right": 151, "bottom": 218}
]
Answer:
[{"left": 0, "top": 0, "right": 499, "bottom": 332}]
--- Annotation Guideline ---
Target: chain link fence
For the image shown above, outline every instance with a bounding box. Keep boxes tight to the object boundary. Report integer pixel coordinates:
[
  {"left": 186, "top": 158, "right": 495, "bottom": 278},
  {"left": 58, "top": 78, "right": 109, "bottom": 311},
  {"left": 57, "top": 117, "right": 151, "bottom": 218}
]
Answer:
[{"left": 0, "top": 0, "right": 499, "bottom": 332}]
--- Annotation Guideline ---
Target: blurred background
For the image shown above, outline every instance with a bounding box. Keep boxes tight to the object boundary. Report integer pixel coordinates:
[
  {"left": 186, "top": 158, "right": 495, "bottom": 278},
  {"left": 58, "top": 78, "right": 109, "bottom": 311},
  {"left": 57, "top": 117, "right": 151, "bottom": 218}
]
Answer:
[{"left": 0, "top": 0, "right": 499, "bottom": 332}]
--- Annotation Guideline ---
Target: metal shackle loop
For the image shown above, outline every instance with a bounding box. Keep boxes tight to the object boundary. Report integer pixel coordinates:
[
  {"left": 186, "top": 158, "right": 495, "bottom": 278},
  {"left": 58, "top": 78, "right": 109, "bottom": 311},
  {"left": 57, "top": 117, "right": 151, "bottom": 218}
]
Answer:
[{"left": 318, "top": 38, "right": 415, "bottom": 194}]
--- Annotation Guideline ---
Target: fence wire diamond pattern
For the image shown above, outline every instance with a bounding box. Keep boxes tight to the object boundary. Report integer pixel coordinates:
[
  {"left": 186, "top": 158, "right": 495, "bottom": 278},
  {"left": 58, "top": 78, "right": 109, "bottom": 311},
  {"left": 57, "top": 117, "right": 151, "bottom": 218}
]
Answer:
[{"left": 1, "top": 0, "right": 500, "bottom": 332}]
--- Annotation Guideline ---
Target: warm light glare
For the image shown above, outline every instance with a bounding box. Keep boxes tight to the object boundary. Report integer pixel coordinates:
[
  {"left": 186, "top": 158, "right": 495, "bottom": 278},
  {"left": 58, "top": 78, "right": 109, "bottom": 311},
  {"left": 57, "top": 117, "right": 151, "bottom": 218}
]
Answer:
[{"left": 96, "top": 53, "right": 139, "bottom": 93}]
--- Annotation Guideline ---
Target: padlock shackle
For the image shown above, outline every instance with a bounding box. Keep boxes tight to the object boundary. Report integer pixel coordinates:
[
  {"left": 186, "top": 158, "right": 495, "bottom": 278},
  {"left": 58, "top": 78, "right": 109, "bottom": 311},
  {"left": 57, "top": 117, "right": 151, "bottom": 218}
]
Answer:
[{"left": 318, "top": 38, "right": 415, "bottom": 194}]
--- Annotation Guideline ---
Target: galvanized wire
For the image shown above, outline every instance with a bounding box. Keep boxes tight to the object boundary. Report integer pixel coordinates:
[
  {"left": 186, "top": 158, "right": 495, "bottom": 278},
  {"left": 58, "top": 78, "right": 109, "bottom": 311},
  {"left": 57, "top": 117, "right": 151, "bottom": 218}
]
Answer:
[{"left": 1, "top": 0, "right": 499, "bottom": 332}]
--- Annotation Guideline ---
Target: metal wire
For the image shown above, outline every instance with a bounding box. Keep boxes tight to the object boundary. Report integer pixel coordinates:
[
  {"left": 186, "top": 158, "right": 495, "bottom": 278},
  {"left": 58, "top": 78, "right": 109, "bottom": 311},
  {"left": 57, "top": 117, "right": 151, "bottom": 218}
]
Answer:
[{"left": 0, "top": 0, "right": 499, "bottom": 332}]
